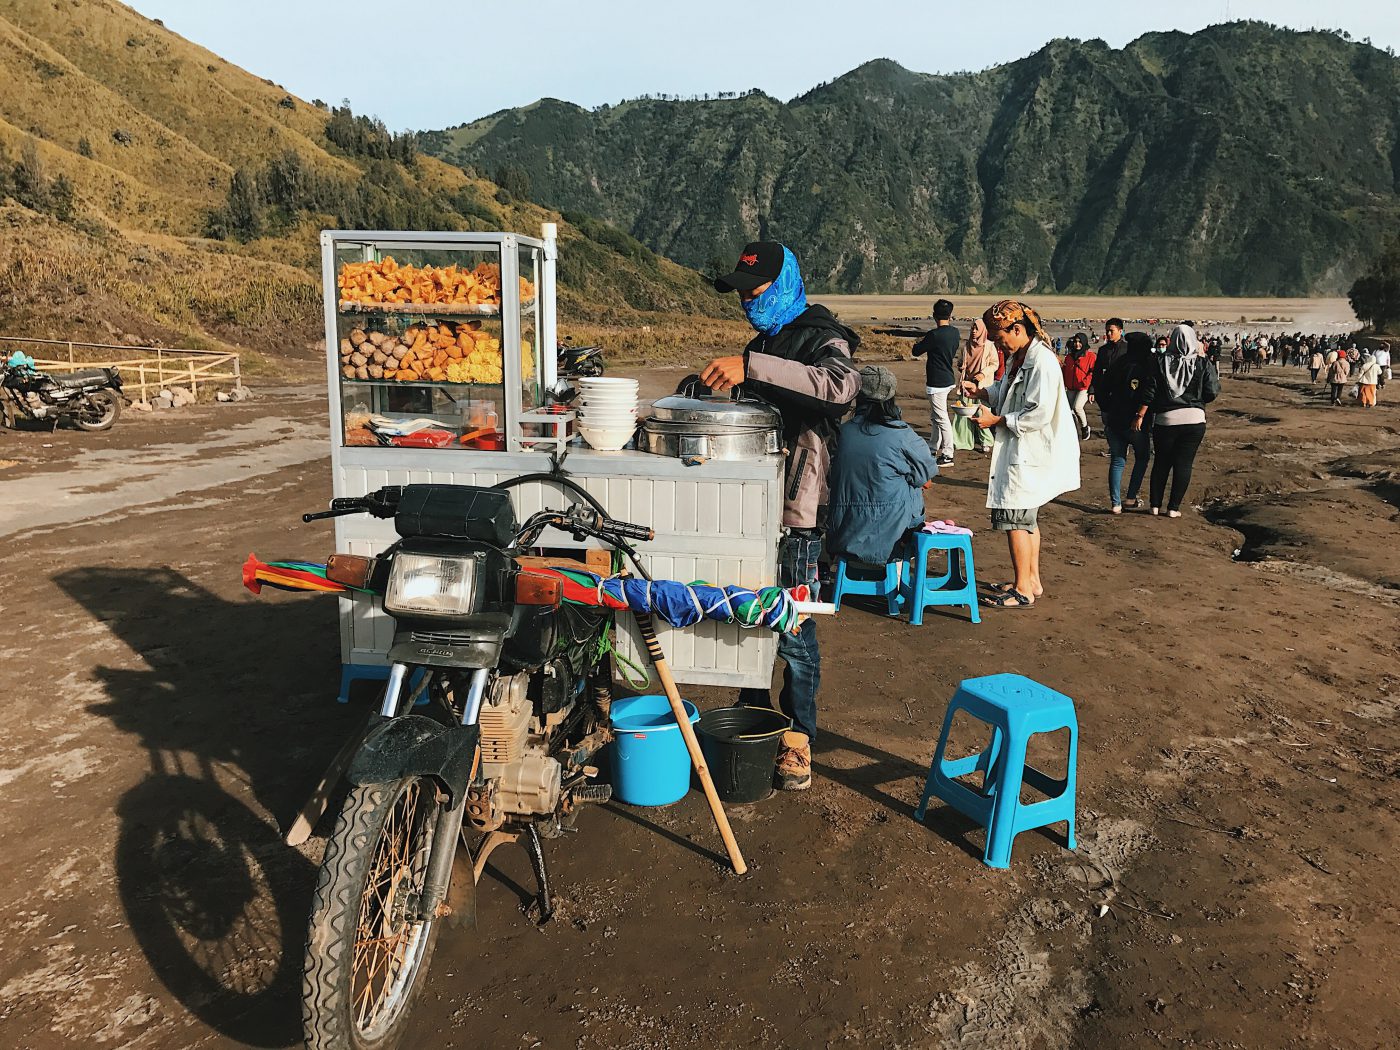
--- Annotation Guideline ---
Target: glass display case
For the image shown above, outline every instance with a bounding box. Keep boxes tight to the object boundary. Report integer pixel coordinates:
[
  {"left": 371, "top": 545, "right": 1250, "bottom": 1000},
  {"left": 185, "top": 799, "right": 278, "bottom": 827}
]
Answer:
[{"left": 321, "top": 230, "right": 556, "bottom": 452}]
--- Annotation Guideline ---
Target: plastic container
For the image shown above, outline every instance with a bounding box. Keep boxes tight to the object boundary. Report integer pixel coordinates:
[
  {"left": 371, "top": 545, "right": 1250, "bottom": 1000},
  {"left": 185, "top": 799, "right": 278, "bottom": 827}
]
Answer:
[
  {"left": 609, "top": 694, "right": 701, "bottom": 806},
  {"left": 697, "top": 706, "right": 790, "bottom": 803}
]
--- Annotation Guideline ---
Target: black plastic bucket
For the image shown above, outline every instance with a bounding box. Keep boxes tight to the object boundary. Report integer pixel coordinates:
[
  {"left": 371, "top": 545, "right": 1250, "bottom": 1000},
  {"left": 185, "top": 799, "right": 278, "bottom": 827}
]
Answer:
[{"left": 697, "top": 706, "right": 791, "bottom": 804}]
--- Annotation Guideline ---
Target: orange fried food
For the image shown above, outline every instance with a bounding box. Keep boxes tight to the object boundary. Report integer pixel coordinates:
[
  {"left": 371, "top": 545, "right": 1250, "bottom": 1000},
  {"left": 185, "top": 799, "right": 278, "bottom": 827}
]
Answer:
[{"left": 338, "top": 257, "right": 535, "bottom": 308}]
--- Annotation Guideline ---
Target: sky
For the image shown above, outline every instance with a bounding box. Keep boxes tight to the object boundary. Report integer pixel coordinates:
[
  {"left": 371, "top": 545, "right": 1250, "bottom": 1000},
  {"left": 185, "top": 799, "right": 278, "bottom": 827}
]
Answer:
[{"left": 127, "top": 0, "right": 1400, "bottom": 132}]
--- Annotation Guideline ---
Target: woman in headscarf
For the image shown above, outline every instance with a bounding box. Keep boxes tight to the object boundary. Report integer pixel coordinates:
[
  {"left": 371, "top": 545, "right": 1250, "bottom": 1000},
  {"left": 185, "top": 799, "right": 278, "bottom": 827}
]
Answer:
[
  {"left": 1355, "top": 351, "right": 1380, "bottom": 408},
  {"left": 951, "top": 317, "right": 999, "bottom": 455},
  {"left": 959, "top": 300, "right": 1081, "bottom": 608},
  {"left": 1325, "top": 350, "right": 1350, "bottom": 405},
  {"left": 1136, "top": 323, "right": 1220, "bottom": 518},
  {"left": 826, "top": 366, "right": 939, "bottom": 567},
  {"left": 1061, "top": 332, "right": 1096, "bottom": 440}
]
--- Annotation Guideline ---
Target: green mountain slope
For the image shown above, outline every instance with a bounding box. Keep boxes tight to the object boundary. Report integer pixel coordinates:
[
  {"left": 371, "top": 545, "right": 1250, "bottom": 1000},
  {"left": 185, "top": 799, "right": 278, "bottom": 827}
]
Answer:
[
  {"left": 423, "top": 23, "right": 1400, "bottom": 297},
  {"left": 0, "top": 0, "right": 727, "bottom": 360}
]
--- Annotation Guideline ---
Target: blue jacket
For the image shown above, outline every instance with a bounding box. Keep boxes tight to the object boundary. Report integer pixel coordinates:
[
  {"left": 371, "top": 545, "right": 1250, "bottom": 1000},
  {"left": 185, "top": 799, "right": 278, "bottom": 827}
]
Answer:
[{"left": 826, "top": 415, "right": 938, "bottom": 565}]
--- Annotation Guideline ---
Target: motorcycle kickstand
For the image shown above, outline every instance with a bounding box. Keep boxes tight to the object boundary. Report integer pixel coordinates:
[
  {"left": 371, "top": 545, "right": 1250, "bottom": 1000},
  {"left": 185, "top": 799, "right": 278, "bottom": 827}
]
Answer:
[{"left": 523, "top": 823, "right": 553, "bottom": 924}]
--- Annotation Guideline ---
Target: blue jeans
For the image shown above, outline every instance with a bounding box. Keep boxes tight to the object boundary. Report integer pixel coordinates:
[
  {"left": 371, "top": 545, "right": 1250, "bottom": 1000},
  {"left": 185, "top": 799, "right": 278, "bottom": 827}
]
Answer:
[
  {"left": 1104, "top": 422, "right": 1151, "bottom": 506},
  {"left": 739, "top": 530, "right": 821, "bottom": 740}
]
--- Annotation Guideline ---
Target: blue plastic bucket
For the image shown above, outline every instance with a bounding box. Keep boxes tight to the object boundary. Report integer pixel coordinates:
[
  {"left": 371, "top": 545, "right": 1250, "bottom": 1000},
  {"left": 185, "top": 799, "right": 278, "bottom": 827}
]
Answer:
[{"left": 609, "top": 694, "right": 700, "bottom": 806}]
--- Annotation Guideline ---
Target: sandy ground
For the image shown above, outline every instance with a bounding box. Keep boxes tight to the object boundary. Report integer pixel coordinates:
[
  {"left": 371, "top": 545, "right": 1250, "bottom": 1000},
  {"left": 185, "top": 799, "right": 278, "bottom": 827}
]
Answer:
[
  {"left": 0, "top": 362, "right": 1397, "bottom": 1049},
  {"left": 815, "top": 294, "right": 1359, "bottom": 329}
]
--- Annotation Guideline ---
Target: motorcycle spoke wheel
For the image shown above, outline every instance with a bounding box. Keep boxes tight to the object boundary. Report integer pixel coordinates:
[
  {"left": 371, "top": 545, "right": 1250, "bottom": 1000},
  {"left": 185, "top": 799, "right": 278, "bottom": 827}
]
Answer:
[
  {"left": 303, "top": 778, "right": 443, "bottom": 1050},
  {"left": 74, "top": 389, "right": 120, "bottom": 431}
]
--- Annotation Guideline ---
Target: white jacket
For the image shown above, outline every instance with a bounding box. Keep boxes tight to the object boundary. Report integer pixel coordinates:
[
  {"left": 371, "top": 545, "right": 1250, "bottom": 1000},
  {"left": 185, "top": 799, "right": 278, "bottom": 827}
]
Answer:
[{"left": 984, "top": 340, "right": 1081, "bottom": 509}]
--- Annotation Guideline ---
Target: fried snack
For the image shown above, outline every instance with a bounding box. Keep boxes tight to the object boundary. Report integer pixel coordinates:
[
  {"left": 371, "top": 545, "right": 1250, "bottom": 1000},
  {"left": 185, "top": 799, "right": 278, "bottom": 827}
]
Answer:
[
  {"left": 336, "top": 320, "right": 535, "bottom": 385},
  {"left": 337, "top": 257, "right": 535, "bottom": 309}
]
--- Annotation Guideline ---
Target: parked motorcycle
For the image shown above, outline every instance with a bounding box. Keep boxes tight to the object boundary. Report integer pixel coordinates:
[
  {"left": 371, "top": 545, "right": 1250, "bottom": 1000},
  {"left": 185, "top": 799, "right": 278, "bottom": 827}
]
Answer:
[
  {"left": 1, "top": 354, "right": 123, "bottom": 431},
  {"left": 556, "top": 339, "right": 605, "bottom": 379},
  {"left": 298, "top": 476, "right": 652, "bottom": 1050}
]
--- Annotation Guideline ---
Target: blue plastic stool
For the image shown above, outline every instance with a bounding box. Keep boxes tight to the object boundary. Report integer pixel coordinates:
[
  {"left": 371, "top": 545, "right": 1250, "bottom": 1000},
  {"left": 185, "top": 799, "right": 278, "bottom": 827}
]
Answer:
[
  {"left": 831, "top": 559, "right": 903, "bottom": 616},
  {"left": 914, "top": 673, "right": 1077, "bottom": 868},
  {"left": 900, "top": 531, "right": 980, "bottom": 624}
]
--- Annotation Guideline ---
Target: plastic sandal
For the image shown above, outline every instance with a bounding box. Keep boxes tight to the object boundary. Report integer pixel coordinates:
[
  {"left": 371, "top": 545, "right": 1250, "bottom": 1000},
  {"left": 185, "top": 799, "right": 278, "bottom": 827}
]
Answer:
[{"left": 981, "top": 589, "right": 1034, "bottom": 608}]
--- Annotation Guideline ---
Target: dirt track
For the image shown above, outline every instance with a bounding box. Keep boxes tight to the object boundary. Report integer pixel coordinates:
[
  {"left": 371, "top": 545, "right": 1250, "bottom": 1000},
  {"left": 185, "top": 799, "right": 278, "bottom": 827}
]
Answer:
[{"left": 1, "top": 364, "right": 1397, "bottom": 1049}]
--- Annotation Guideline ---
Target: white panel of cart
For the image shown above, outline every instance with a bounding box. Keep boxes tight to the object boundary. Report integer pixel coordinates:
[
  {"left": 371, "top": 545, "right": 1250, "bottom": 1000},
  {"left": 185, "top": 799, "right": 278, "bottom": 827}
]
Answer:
[{"left": 333, "top": 448, "right": 783, "bottom": 689}]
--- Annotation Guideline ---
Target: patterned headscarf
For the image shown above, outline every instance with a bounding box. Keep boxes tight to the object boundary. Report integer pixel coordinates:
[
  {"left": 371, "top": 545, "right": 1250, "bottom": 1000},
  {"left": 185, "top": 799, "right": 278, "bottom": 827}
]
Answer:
[
  {"left": 983, "top": 299, "right": 1050, "bottom": 347},
  {"left": 741, "top": 245, "right": 808, "bottom": 337}
]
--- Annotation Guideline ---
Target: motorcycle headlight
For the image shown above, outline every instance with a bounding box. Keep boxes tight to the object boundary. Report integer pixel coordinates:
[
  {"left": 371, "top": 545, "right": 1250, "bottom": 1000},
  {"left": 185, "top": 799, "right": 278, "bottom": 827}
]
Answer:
[{"left": 384, "top": 554, "right": 480, "bottom": 618}]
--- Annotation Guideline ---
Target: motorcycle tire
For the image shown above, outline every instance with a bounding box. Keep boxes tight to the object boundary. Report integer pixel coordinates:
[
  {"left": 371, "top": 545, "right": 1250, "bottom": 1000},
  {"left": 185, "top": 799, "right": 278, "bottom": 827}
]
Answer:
[
  {"left": 74, "top": 389, "right": 121, "bottom": 431},
  {"left": 303, "top": 777, "right": 446, "bottom": 1050}
]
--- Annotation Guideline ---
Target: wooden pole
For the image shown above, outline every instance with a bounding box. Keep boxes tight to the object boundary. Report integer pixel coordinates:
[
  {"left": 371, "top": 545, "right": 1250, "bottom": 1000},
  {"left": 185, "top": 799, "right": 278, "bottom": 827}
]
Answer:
[{"left": 633, "top": 611, "right": 747, "bottom": 875}]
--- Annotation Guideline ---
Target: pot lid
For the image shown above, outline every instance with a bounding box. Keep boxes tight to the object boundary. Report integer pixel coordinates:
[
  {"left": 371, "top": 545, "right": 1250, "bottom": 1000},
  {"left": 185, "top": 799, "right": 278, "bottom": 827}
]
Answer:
[{"left": 648, "top": 393, "right": 782, "bottom": 427}]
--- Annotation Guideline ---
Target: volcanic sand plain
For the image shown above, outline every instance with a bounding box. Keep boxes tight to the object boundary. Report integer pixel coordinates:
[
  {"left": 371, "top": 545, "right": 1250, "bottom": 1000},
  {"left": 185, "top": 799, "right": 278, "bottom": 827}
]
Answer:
[{"left": 0, "top": 358, "right": 1396, "bottom": 1049}]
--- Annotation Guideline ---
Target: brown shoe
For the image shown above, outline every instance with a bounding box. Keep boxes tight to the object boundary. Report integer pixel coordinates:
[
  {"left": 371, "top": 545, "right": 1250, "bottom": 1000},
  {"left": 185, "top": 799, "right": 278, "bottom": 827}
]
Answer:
[{"left": 776, "top": 731, "right": 812, "bottom": 791}]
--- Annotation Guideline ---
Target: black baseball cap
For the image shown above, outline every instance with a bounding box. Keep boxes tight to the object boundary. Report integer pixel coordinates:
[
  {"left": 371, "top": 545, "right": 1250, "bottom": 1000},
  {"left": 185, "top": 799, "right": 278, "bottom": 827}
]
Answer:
[{"left": 713, "top": 241, "right": 785, "bottom": 293}]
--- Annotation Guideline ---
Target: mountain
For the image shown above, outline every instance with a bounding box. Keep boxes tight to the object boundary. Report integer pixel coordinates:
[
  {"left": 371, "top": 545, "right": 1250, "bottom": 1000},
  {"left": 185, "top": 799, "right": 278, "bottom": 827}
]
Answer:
[
  {"left": 0, "top": 0, "right": 728, "bottom": 362},
  {"left": 423, "top": 22, "right": 1400, "bottom": 297}
]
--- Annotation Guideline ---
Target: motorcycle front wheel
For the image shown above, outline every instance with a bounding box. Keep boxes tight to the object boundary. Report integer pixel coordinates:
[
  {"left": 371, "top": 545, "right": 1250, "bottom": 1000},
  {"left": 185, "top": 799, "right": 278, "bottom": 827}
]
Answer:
[
  {"left": 74, "top": 389, "right": 121, "bottom": 431},
  {"left": 303, "top": 777, "right": 444, "bottom": 1050}
]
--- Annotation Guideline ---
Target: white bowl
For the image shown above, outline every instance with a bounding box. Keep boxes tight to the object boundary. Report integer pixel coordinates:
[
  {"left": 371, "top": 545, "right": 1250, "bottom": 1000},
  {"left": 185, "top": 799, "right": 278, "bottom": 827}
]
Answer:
[
  {"left": 579, "top": 413, "right": 637, "bottom": 427},
  {"left": 578, "top": 379, "right": 638, "bottom": 393},
  {"left": 577, "top": 398, "right": 637, "bottom": 410},
  {"left": 577, "top": 424, "right": 634, "bottom": 451}
]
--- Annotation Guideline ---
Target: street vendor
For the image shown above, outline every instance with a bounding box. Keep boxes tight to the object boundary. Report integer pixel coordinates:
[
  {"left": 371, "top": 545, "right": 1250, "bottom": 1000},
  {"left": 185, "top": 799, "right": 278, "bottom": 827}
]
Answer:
[{"left": 701, "top": 241, "right": 860, "bottom": 791}]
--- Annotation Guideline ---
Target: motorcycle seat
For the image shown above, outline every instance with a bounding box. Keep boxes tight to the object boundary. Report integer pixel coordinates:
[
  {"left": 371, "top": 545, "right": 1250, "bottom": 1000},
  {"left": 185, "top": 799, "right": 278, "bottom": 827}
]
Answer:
[{"left": 52, "top": 369, "right": 113, "bottom": 388}]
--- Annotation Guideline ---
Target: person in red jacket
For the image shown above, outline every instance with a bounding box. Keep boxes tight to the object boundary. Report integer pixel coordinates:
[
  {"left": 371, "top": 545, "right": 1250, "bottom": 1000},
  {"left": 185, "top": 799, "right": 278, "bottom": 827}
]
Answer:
[{"left": 1061, "top": 331, "right": 1096, "bottom": 440}]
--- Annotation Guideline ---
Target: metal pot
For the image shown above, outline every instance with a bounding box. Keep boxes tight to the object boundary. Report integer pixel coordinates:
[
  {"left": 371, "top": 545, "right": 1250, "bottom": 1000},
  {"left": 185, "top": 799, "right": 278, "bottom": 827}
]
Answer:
[
  {"left": 647, "top": 392, "right": 782, "bottom": 429},
  {"left": 641, "top": 389, "right": 783, "bottom": 461},
  {"left": 639, "top": 420, "right": 781, "bottom": 460}
]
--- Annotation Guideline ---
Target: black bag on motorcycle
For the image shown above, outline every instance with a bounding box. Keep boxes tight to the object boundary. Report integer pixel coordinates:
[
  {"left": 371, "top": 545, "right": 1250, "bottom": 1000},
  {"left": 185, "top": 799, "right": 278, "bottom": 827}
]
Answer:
[{"left": 393, "top": 484, "right": 517, "bottom": 546}]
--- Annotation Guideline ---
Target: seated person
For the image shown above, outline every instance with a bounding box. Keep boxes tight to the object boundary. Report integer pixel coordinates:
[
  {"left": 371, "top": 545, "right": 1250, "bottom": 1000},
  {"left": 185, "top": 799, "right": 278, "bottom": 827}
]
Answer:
[{"left": 826, "top": 366, "right": 939, "bottom": 566}]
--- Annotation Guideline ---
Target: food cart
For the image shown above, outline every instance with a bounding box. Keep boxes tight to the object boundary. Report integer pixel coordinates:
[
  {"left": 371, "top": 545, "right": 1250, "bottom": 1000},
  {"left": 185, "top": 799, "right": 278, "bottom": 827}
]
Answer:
[{"left": 320, "top": 225, "right": 784, "bottom": 697}]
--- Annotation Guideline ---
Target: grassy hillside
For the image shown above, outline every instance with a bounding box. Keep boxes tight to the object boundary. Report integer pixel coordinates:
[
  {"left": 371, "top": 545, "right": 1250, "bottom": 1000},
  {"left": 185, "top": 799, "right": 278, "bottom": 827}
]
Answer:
[
  {"left": 0, "top": 0, "right": 733, "bottom": 366},
  {"left": 425, "top": 22, "right": 1400, "bottom": 297}
]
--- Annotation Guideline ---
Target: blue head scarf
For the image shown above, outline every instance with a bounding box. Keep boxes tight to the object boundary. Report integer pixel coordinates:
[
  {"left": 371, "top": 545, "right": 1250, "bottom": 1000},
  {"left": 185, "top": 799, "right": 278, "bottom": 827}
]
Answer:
[{"left": 741, "top": 246, "right": 807, "bottom": 337}]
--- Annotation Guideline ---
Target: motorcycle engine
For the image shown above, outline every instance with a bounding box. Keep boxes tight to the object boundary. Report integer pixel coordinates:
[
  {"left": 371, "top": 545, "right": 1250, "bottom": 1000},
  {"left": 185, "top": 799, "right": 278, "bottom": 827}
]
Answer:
[{"left": 476, "top": 672, "right": 563, "bottom": 819}]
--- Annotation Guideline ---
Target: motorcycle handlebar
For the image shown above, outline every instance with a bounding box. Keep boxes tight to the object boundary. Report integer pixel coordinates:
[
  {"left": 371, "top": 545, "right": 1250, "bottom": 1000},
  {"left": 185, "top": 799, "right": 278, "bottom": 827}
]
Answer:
[
  {"left": 302, "top": 506, "right": 364, "bottom": 523},
  {"left": 601, "top": 517, "right": 654, "bottom": 542},
  {"left": 302, "top": 490, "right": 399, "bottom": 524}
]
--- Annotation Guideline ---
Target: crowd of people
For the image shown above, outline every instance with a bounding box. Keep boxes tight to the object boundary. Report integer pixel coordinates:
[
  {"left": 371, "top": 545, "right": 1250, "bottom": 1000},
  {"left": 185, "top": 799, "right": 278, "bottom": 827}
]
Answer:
[
  {"left": 910, "top": 307, "right": 1224, "bottom": 525},
  {"left": 1219, "top": 331, "right": 1392, "bottom": 409}
]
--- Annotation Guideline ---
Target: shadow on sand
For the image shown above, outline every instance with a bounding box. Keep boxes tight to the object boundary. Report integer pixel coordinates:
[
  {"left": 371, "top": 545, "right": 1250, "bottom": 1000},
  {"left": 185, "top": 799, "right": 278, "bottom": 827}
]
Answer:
[{"left": 56, "top": 565, "right": 362, "bottom": 1048}]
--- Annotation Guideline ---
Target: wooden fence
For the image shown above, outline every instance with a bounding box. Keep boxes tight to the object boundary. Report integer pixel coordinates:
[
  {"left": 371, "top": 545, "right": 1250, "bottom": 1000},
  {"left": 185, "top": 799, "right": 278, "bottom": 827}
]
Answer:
[{"left": 0, "top": 336, "right": 242, "bottom": 401}]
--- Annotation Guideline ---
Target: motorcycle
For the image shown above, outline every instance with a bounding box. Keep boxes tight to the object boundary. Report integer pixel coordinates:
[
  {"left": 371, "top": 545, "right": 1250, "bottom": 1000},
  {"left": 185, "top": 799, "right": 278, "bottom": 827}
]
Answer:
[
  {"left": 556, "top": 339, "right": 605, "bottom": 379},
  {"left": 297, "top": 475, "right": 653, "bottom": 1050},
  {"left": 1, "top": 354, "right": 123, "bottom": 431}
]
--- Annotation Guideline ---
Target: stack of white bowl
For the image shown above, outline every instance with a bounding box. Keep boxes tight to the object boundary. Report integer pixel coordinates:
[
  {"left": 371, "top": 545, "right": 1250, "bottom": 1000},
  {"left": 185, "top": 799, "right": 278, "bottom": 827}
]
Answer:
[{"left": 575, "top": 377, "right": 639, "bottom": 451}]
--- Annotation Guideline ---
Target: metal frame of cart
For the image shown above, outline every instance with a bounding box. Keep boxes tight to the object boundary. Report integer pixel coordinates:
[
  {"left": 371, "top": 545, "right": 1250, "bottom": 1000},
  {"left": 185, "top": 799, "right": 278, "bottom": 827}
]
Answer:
[{"left": 320, "top": 226, "right": 782, "bottom": 692}]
